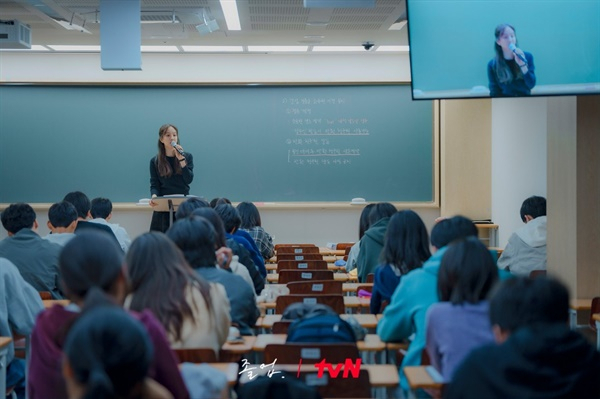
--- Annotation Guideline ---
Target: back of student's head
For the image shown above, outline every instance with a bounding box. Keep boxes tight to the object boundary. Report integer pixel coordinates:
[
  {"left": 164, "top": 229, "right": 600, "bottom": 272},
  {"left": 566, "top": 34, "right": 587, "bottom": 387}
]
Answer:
[
  {"left": 214, "top": 203, "right": 241, "bottom": 233},
  {"left": 237, "top": 202, "right": 262, "bottom": 229},
  {"left": 520, "top": 195, "right": 547, "bottom": 222},
  {"left": 191, "top": 207, "right": 228, "bottom": 248},
  {"left": 48, "top": 201, "right": 78, "bottom": 228},
  {"left": 382, "top": 210, "right": 431, "bottom": 274},
  {"left": 63, "top": 293, "right": 152, "bottom": 399},
  {"left": 126, "top": 231, "right": 212, "bottom": 342},
  {"left": 489, "top": 276, "right": 569, "bottom": 333},
  {"left": 438, "top": 237, "right": 499, "bottom": 304},
  {"left": 59, "top": 230, "right": 124, "bottom": 301},
  {"left": 63, "top": 191, "right": 91, "bottom": 219},
  {"left": 175, "top": 197, "right": 210, "bottom": 219},
  {"left": 430, "top": 215, "right": 478, "bottom": 249},
  {"left": 368, "top": 202, "right": 397, "bottom": 226},
  {"left": 90, "top": 197, "right": 112, "bottom": 220},
  {"left": 209, "top": 197, "right": 231, "bottom": 208},
  {"left": 1, "top": 203, "right": 36, "bottom": 234},
  {"left": 166, "top": 216, "right": 217, "bottom": 268},
  {"left": 358, "top": 203, "right": 376, "bottom": 239}
]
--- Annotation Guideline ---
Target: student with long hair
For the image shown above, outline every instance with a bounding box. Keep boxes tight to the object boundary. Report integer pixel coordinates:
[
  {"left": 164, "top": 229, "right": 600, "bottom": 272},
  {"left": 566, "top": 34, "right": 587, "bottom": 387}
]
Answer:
[
  {"left": 356, "top": 202, "right": 397, "bottom": 282},
  {"left": 125, "top": 232, "right": 231, "bottom": 354},
  {"left": 370, "top": 210, "right": 431, "bottom": 314},
  {"left": 149, "top": 124, "right": 194, "bottom": 232},
  {"left": 488, "top": 23, "right": 536, "bottom": 97},
  {"left": 345, "top": 203, "right": 375, "bottom": 273},
  {"left": 61, "top": 290, "right": 166, "bottom": 399},
  {"left": 425, "top": 237, "right": 498, "bottom": 381},
  {"left": 28, "top": 231, "right": 189, "bottom": 399},
  {"left": 237, "top": 201, "right": 275, "bottom": 261}
]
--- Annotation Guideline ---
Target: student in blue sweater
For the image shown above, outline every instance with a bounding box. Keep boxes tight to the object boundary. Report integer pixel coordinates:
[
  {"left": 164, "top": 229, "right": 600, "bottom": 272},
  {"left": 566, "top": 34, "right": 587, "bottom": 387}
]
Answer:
[
  {"left": 376, "top": 215, "right": 478, "bottom": 391},
  {"left": 370, "top": 210, "right": 431, "bottom": 314}
]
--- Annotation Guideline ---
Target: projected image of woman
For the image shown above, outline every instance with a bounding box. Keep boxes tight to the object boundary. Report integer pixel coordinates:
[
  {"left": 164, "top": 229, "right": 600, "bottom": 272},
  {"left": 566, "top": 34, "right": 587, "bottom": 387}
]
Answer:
[{"left": 487, "top": 23, "right": 536, "bottom": 97}]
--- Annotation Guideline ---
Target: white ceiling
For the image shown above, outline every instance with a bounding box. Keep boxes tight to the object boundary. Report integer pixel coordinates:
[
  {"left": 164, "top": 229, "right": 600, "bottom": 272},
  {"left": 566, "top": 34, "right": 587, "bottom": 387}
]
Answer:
[{"left": 0, "top": 0, "right": 407, "bottom": 51}]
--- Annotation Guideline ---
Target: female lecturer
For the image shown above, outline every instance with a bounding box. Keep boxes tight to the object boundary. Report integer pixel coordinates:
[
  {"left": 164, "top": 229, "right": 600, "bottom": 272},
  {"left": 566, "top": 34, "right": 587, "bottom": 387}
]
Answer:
[
  {"left": 149, "top": 124, "right": 194, "bottom": 232},
  {"left": 487, "top": 23, "right": 536, "bottom": 97}
]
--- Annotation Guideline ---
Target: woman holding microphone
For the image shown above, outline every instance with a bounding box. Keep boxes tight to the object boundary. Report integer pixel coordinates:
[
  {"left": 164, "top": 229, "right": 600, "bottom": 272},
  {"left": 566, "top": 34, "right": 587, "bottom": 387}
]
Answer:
[{"left": 149, "top": 124, "right": 194, "bottom": 232}]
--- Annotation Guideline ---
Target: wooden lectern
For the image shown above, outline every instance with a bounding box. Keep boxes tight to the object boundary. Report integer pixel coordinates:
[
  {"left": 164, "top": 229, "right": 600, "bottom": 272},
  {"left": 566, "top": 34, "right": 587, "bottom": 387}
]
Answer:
[{"left": 151, "top": 195, "right": 195, "bottom": 227}]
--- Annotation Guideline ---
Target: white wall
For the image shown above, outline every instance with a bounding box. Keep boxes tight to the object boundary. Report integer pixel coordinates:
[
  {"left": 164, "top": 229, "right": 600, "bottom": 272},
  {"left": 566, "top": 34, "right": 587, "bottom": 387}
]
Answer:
[{"left": 491, "top": 97, "right": 547, "bottom": 247}]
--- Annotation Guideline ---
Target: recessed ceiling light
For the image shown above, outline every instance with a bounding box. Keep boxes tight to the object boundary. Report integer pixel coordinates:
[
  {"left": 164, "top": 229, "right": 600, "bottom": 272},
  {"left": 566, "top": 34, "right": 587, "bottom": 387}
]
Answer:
[
  {"left": 312, "top": 46, "right": 366, "bottom": 52},
  {"left": 46, "top": 45, "right": 100, "bottom": 52},
  {"left": 248, "top": 46, "right": 308, "bottom": 52},
  {"left": 389, "top": 20, "right": 407, "bottom": 31},
  {"left": 306, "top": 22, "right": 329, "bottom": 27},
  {"left": 182, "top": 46, "right": 243, "bottom": 52},
  {"left": 141, "top": 46, "right": 179, "bottom": 52},
  {"left": 376, "top": 45, "right": 410, "bottom": 52},
  {"left": 304, "top": 35, "right": 325, "bottom": 39},
  {"left": 220, "top": 0, "right": 241, "bottom": 30}
]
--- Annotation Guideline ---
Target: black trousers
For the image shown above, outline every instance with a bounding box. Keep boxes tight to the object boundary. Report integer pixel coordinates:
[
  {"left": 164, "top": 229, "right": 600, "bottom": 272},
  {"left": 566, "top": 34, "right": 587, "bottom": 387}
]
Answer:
[{"left": 150, "top": 211, "right": 175, "bottom": 233}]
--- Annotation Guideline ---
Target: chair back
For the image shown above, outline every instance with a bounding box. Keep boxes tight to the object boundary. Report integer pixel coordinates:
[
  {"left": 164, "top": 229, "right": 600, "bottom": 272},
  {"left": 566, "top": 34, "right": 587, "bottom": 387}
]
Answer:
[
  {"left": 38, "top": 291, "right": 52, "bottom": 300},
  {"left": 278, "top": 270, "right": 334, "bottom": 284},
  {"left": 172, "top": 348, "right": 218, "bottom": 363},
  {"left": 589, "top": 297, "right": 600, "bottom": 331},
  {"left": 275, "top": 243, "right": 317, "bottom": 250},
  {"left": 365, "top": 273, "right": 374, "bottom": 283},
  {"left": 287, "top": 280, "right": 343, "bottom": 295},
  {"left": 277, "top": 246, "right": 321, "bottom": 255},
  {"left": 275, "top": 294, "right": 345, "bottom": 314},
  {"left": 335, "top": 242, "right": 355, "bottom": 251},
  {"left": 276, "top": 260, "right": 328, "bottom": 273},
  {"left": 529, "top": 269, "right": 547, "bottom": 278},
  {"left": 263, "top": 342, "right": 359, "bottom": 364},
  {"left": 271, "top": 320, "right": 293, "bottom": 334},
  {"left": 276, "top": 253, "right": 324, "bottom": 261},
  {"left": 301, "top": 368, "right": 371, "bottom": 398}
]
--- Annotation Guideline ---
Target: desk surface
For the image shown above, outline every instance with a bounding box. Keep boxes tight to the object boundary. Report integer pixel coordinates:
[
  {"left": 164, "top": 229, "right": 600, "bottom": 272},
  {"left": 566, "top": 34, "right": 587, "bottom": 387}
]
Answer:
[
  {"left": 267, "top": 273, "right": 357, "bottom": 284},
  {"left": 403, "top": 366, "right": 444, "bottom": 390},
  {"left": 259, "top": 295, "right": 370, "bottom": 310},
  {"left": 257, "top": 314, "right": 378, "bottom": 329},
  {"left": 570, "top": 299, "right": 594, "bottom": 310},
  {"left": 593, "top": 313, "right": 600, "bottom": 322},
  {"left": 221, "top": 336, "right": 257, "bottom": 355},
  {"left": 266, "top": 283, "right": 371, "bottom": 293},
  {"left": 238, "top": 363, "right": 399, "bottom": 387},
  {"left": 203, "top": 363, "right": 239, "bottom": 387},
  {"left": 252, "top": 333, "right": 386, "bottom": 352},
  {"left": 43, "top": 299, "right": 70, "bottom": 308},
  {"left": 0, "top": 337, "right": 12, "bottom": 350}
]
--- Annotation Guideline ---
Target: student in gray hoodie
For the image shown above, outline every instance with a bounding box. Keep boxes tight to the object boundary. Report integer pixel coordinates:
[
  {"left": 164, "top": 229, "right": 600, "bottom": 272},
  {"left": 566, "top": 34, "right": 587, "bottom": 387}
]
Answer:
[{"left": 497, "top": 196, "right": 546, "bottom": 276}]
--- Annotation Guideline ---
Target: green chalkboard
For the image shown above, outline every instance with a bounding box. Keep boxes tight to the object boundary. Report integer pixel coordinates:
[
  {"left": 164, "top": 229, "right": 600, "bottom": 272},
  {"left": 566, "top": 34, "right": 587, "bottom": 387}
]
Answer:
[{"left": 0, "top": 84, "right": 434, "bottom": 203}]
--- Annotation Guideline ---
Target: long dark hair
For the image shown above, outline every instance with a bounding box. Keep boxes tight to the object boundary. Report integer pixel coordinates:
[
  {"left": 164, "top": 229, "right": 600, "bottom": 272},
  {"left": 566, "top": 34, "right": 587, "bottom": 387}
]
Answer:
[
  {"left": 155, "top": 123, "right": 182, "bottom": 178},
  {"left": 438, "top": 236, "right": 499, "bottom": 305},
  {"left": 192, "top": 207, "right": 228, "bottom": 248},
  {"left": 64, "top": 288, "right": 152, "bottom": 399},
  {"left": 493, "top": 23, "right": 524, "bottom": 84},
  {"left": 358, "top": 203, "right": 375, "bottom": 239},
  {"left": 381, "top": 210, "right": 431, "bottom": 274},
  {"left": 237, "top": 202, "right": 262, "bottom": 229},
  {"left": 125, "top": 232, "right": 214, "bottom": 342}
]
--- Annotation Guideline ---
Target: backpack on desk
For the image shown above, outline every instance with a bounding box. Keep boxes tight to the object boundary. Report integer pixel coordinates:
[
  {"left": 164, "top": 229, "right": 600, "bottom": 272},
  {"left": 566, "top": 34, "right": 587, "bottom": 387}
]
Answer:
[{"left": 286, "top": 304, "right": 356, "bottom": 343}]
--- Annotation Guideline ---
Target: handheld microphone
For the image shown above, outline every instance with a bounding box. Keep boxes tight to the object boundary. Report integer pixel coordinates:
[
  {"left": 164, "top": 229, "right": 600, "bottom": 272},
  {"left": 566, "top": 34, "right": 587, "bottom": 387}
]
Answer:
[
  {"left": 508, "top": 43, "right": 527, "bottom": 64},
  {"left": 170, "top": 140, "right": 185, "bottom": 156}
]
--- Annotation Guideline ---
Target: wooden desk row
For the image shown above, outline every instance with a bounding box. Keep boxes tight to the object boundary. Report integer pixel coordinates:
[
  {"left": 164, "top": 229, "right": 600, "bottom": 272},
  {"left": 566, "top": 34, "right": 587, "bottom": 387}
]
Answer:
[
  {"left": 266, "top": 272, "right": 358, "bottom": 284},
  {"left": 258, "top": 296, "right": 371, "bottom": 313},
  {"left": 266, "top": 283, "right": 373, "bottom": 294}
]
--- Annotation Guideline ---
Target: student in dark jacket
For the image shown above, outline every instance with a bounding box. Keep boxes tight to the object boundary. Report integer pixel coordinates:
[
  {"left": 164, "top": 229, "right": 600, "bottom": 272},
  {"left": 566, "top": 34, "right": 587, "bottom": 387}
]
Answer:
[
  {"left": 356, "top": 202, "right": 397, "bottom": 282},
  {"left": 370, "top": 210, "right": 431, "bottom": 314},
  {"left": 445, "top": 276, "right": 600, "bottom": 399}
]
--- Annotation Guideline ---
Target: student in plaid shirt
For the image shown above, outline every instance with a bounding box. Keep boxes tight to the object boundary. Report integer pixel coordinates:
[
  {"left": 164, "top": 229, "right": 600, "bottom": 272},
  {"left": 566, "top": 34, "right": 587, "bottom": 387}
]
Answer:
[{"left": 237, "top": 201, "right": 275, "bottom": 261}]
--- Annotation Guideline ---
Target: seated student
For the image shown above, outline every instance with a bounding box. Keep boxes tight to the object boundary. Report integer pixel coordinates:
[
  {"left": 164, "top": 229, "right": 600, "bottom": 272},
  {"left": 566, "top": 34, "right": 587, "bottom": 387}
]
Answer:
[
  {"left": 446, "top": 276, "right": 600, "bottom": 399},
  {"left": 0, "top": 258, "right": 44, "bottom": 399},
  {"left": 63, "top": 191, "right": 122, "bottom": 250},
  {"left": 125, "top": 231, "right": 231, "bottom": 354},
  {"left": 346, "top": 203, "right": 375, "bottom": 273},
  {"left": 28, "top": 231, "right": 189, "bottom": 399},
  {"left": 209, "top": 197, "right": 231, "bottom": 208},
  {"left": 0, "top": 203, "right": 63, "bottom": 298},
  {"left": 43, "top": 201, "right": 78, "bottom": 246},
  {"left": 175, "top": 197, "right": 210, "bottom": 220},
  {"left": 356, "top": 202, "right": 397, "bottom": 282},
  {"left": 377, "top": 216, "right": 478, "bottom": 391},
  {"left": 497, "top": 195, "right": 547, "bottom": 276},
  {"left": 237, "top": 201, "right": 275, "bottom": 261},
  {"left": 214, "top": 204, "right": 267, "bottom": 278},
  {"left": 167, "top": 216, "right": 260, "bottom": 336},
  {"left": 62, "top": 292, "right": 170, "bottom": 399},
  {"left": 371, "top": 210, "right": 431, "bottom": 314},
  {"left": 192, "top": 207, "right": 264, "bottom": 295},
  {"left": 89, "top": 197, "right": 132, "bottom": 252},
  {"left": 425, "top": 237, "right": 498, "bottom": 382}
]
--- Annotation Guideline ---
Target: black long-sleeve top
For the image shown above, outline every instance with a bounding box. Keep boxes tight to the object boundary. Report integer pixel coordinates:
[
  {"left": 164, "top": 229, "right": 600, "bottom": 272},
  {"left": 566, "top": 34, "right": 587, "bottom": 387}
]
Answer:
[{"left": 149, "top": 153, "right": 194, "bottom": 197}]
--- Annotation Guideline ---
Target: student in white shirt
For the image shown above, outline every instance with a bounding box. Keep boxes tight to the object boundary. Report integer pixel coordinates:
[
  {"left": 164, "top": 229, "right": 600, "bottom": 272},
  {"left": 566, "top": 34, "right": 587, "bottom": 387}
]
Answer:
[{"left": 89, "top": 197, "right": 132, "bottom": 252}]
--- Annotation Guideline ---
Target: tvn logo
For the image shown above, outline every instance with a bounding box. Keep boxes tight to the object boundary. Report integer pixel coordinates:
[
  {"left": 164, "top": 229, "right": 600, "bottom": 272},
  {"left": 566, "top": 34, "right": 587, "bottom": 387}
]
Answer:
[{"left": 300, "top": 358, "right": 362, "bottom": 379}]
